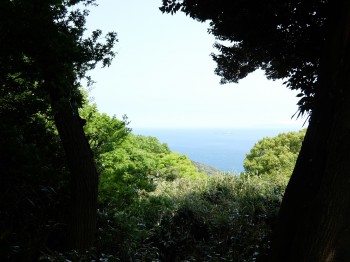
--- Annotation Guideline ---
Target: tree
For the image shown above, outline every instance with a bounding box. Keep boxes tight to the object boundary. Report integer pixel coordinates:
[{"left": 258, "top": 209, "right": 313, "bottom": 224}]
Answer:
[
  {"left": 244, "top": 129, "right": 305, "bottom": 177},
  {"left": 161, "top": 0, "right": 350, "bottom": 260},
  {"left": 0, "top": 0, "right": 117, "bottom": 251},
  {"left": 79, "top": 98, "right": 131, "bottom": 169}
]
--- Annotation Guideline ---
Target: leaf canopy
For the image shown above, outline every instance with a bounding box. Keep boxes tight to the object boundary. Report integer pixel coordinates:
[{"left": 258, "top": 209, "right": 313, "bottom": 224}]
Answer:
[{"left": 160, "top": 0, "right": 329, "bottom": 115}]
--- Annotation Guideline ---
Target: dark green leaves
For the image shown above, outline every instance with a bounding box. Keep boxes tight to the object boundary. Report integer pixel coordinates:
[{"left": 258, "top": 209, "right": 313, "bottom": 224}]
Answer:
[{"left": 160, "top": 0, "right": 329, "bottom": 114}]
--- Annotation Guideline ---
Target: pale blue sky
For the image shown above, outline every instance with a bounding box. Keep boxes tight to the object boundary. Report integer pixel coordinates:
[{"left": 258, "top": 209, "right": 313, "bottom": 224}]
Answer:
[{"left": 84, "top": 0, "right": 307, "bottom": 129}]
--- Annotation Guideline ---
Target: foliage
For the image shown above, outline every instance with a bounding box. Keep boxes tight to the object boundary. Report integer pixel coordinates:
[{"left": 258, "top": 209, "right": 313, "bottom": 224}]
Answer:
[
  {"left": 0, "top": 82, "right": 71, "bottom": 261},
  {"left": 161, "top": 1, "right": 350, "bottom": 260},
  {"left": 79, "top": 102, "right": 206, "bottom": 259},
  {"left": 150, "top": 174, "right": 288, "bottom": 261},
  {"left": 1, "top": 0, "right": 119, "bottom": 253},
  {"left": 244, "top": 129, "right": 306, "bottom": 177},
  {"left": 0, "top": 0, "right": 117, "bottom": 103},
  {"left": 79, "top": 99, "right": 131, "bottom": 167},
  {"left": 80, "top": 101, "right": 206, "bottom": 209},
  {"left": 1, "top": 13, "right": 295, "bottom": 257},
  {"left": 96, "top": 173, "right": 288, "bottom": 261},
  {"left": 192, "top": 161, "right": 225, "bottom": 176},
  {"left": 160, "top": 0, "right": 329, "bottom": 115},
  {"left": 0, "top": 0, "right": 330, "bottom": 259},
  {"left": 79, "top": 106, "right": 289, "bottom": 260},
  {"left": 82, "top": 106, "right": 292, "bottom": 261},
  {"left": 1, "top": 90, "right": 293, "bottom": 260}
]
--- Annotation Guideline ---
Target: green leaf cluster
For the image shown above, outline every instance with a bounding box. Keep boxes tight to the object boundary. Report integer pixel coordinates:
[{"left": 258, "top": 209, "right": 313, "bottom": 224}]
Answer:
[
  {"left": 79, "top": 99, "right": 205, "bottom": 209},
  {"left": 244, "top": 129, "right": 306, "bottom": 177}
]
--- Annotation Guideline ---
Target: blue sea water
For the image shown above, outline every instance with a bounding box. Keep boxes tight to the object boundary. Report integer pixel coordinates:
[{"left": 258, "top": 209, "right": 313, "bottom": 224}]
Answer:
[{"left": 133, "top": 128, "right": 301, "bottom": 172}]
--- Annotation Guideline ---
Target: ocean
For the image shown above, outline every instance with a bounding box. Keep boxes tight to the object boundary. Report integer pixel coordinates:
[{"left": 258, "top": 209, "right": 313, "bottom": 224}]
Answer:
[{"left": 133, "top": 128, "right": 302, "bottom": 173}]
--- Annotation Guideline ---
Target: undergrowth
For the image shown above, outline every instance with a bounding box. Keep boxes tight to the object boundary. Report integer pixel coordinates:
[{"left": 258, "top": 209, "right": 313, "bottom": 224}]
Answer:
[{"left": 95, "top": 173, "right": 288, "bottom": 262}]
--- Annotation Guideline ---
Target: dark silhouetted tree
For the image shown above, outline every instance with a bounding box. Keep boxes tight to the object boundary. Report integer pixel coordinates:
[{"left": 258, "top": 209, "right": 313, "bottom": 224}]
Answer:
[{"left": 0, "top": 0, "right": 117, "bottom": 251}]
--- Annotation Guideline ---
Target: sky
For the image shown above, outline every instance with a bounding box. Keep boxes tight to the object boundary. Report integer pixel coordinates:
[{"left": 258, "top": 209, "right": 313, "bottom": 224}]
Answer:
[{"left": 83, "top": 0, "right": 307, "bottom": 129}]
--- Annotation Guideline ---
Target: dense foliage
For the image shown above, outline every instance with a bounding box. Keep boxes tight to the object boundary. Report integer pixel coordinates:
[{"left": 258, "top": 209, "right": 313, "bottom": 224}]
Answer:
[
  {"left": 82, "top": 103, "right": 290, "bottom": 261},
  {"left": 0, "top": 90, "right": 70, "bottom": 260},
  {"left": 1, "top": 0, "right": 118, "bottom": 251},
  {"left": 244, "top": 129, "right": 306, "bottom": 177},
  {"left": 0, "top": 0, "right": 117, "bottom": 121},
  {"left": 1, "top": 92, "right": 298, "bottom": 260},
  {"left": 68, "top": 101, "right": 294, "bottom": 261}
]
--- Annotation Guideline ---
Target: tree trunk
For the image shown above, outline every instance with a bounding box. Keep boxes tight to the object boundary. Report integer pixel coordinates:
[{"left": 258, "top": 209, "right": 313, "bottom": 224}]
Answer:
[
  {"left": 270, "top": 1, "right": 350, "bottom": 261},
  {"left": 51, "top": 99, "right": 99, "bottom": 251}
]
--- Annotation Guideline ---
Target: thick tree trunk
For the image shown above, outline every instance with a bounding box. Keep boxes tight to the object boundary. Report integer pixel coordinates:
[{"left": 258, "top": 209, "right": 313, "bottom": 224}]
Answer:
[
  {"left": 51, "top": 99, "right": 99, "bottom": 251},
  {"left": 270, "top": 1, "right": 350, "bottom": 261}
]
